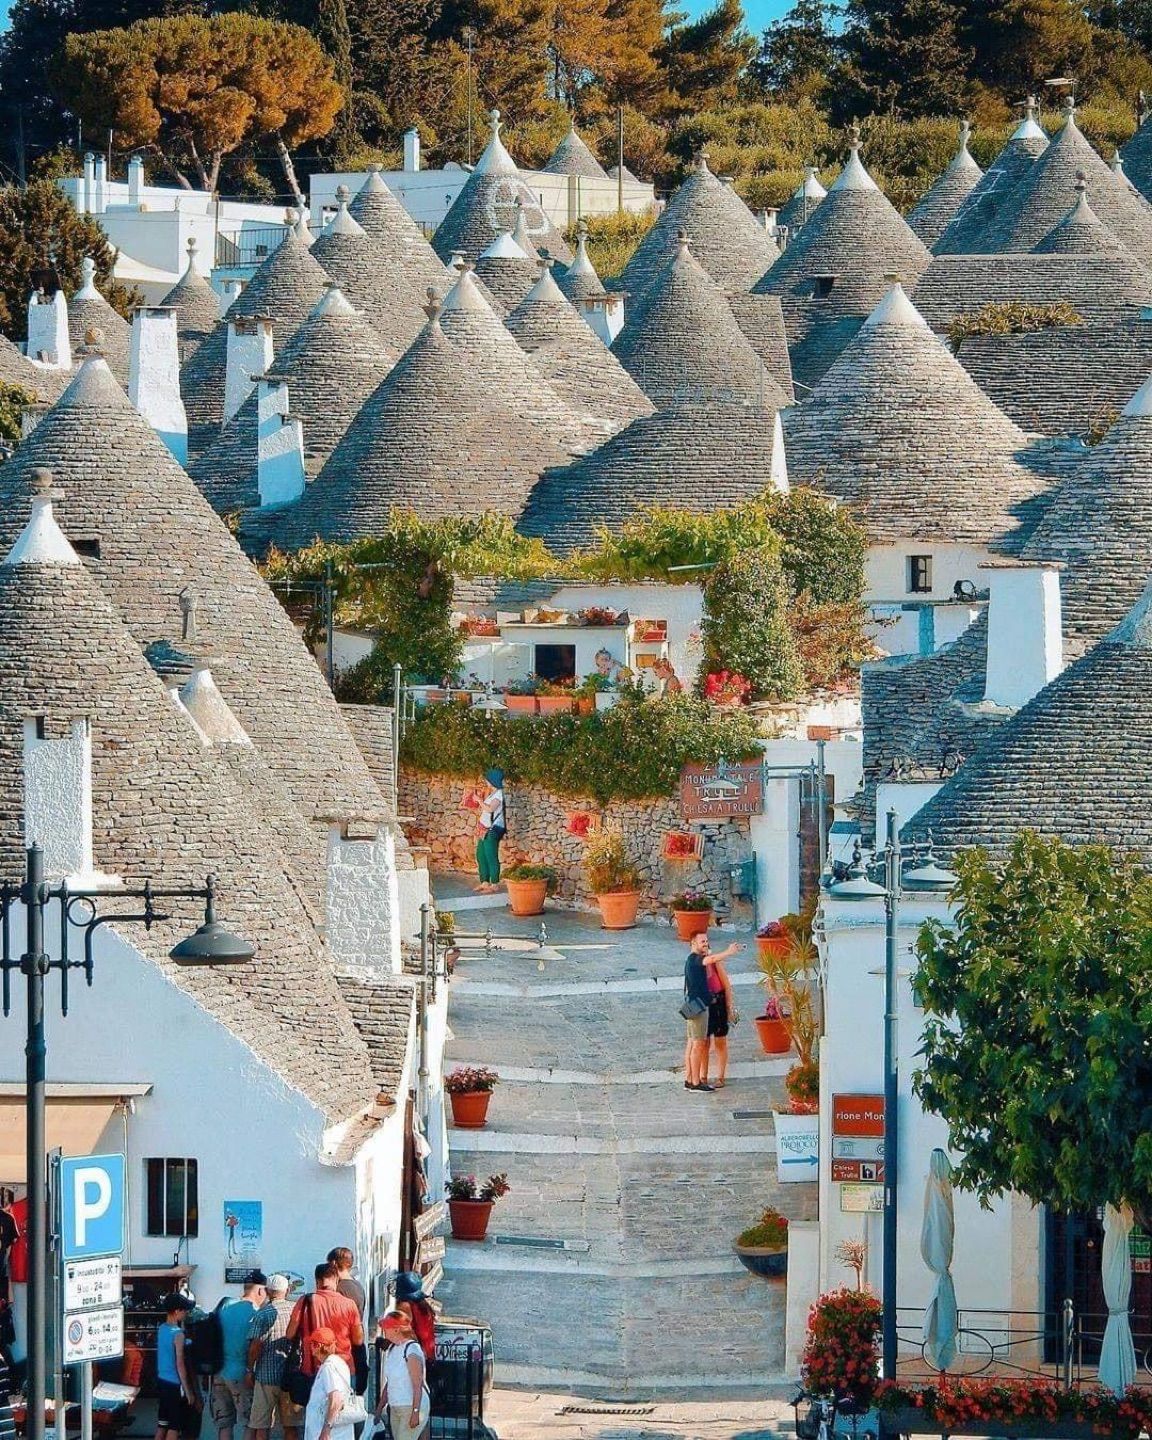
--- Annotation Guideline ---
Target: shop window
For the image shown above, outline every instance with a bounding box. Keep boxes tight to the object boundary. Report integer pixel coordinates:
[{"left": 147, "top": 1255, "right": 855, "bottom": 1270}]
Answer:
[
  {"left": 907, "top": 555, "right": 933, "bottom": 594},
  {"left": 145, "top": 1157, "right": 199, "bottom": 1237}
]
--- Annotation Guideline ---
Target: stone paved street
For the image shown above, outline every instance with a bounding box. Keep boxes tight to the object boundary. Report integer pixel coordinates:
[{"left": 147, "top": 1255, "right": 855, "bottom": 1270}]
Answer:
[
  {"left": 484, "top": 1385, "right": 798, "bottom": 1439},
  {"left": 434, "top": 883, "right": 817, "bottom": 1395}
]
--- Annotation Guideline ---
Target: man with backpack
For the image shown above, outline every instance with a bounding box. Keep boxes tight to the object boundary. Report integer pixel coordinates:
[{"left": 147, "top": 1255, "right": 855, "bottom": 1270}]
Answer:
[
  {"left": 285, "top": 1263, "right": 364, "bottom": 1385},
  {"left": 209, "top": 1272, "right": 266, "bottom": 1440}
]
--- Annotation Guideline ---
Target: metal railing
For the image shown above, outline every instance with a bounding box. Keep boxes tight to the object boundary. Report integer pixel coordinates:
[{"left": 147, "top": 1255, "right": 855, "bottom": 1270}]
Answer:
[{"left": 215, "top": 224, "right": 288, "bottom": 268}]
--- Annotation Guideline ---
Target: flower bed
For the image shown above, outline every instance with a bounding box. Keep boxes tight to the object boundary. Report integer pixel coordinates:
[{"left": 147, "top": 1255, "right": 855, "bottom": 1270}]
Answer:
[{"left": 876, "top": 1379, "right": 1152, "bottom": 1440}]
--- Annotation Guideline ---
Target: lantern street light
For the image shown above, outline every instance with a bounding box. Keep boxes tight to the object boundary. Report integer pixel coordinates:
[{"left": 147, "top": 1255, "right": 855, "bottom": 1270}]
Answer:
[{"left": 0, "top": 844, "right": 253, "bottom": 1440}]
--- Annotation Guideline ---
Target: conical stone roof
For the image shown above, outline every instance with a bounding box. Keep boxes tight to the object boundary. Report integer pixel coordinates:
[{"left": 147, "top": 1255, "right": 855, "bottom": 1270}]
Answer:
[
  {"left": 440, "top": 251, "right": 506, "bottom": 313},
  {"left": 160, "top": 238, "right": 221, "bottom": 360},
  {"left": 438, "top": 267, "right": 603, "bottom": 451},
  {"left": 905, "top": 572, "right": 1152, "bottom": 864},
  {"left": 518, "top": 399, "right": 788, "bottom": 552},
  {"left": 181, "top": 229, "right": 331, "bottom": 452},
  {"left": 613, "top": 233, "right": 790, "bottom": 409},
  {"left": 1021, "top": 374, "right": 1152, "bottom": 650},
  {"left": 432, "top": 110, "right": 573, "bottom": 263},
  {"left": 68, "top": 259, "right": 131, "bottom": 385},
  {"left": 0, "top": 335, "right": 67, "bottom": 403},
  {"left": 1120, "top": 109, "right": 1152, "bottom": 201},
  {"left": 777, "top": 166, "right": 827, "bottom": 233},
  {"left": 190, "top": 283, "right": 397, "bottom": 514},
  {"left": 934, "top": 104, "right": 1049, "bottom": 253},
  {"left": 309, "top": 187, "right": 427, "bottom": 352},
  {"left": 1032, "top": 174, "right": 1132, "bottom": 255},
  {"left": 474, "top": 230, "right": 539, "bottom": 310},
  {"left": 0, "top": 480, "right": 376, "bottom": 1123},
  {"left": 505, "top": 263, "right": 654, "bottom": 430},
  {"left": 752, "top": 130, "right": 932, "bottom": 386},
  {"left": 275, "top": 299, "right": 572, "bottom": 544},
  {"left": 609, "top": 162, "right": 639, "bottom": 184},
  {"left": 908, "top": 122, "right": 983, "bottom": 247},
  {"left": 617, "top": 152, "right": 781, "bottom": 298},
  {"left": 348, "top": 167, "right": 446, "bottom": 291},
  {"left": 782, "top": 283, "right": 1050, "bottom": 549},
  {"left": 975, "top": 102, "right": 1152, "bottom": 255},
  {"left": 557, "top": 222, "right": 608, "bottom": 304},
  {"left": 542, "top": 126, "right": 609, "bottom": 179},
  {"left": 0, "top": 351, "right": 387, "bottom": 824}
]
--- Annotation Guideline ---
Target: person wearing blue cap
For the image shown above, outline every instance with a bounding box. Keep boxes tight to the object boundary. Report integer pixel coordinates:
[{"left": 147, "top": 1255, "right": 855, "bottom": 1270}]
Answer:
[{"left": 474, "top": 768, "right": 506, "bottom": 893}]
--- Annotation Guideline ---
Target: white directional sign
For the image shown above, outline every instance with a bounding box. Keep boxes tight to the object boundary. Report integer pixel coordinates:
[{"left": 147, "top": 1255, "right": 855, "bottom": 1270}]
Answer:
[
  {"left": 774, "top": 1112, "right": 819, "bottom": 1183},
  {"left": 832, "top": 1137, "right": 885, "bottom": 1162},
  {"left": 63, "top": 1306, "right": 124, "bottom": 1364},
  {"left": 64, "top": 1256, "right": 122, "bottom": 1313}
]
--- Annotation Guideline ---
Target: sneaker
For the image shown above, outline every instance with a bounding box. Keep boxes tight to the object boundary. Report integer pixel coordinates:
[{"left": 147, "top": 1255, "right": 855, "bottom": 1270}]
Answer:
[{"left": 691, "top": 1083, "right": 716, "bottom": 1093}]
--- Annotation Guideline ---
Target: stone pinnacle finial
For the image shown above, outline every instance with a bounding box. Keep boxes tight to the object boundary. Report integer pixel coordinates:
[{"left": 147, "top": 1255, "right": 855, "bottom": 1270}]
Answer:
[
  {"left": 577, "top": 219, "right": 588, "bottom": 239},
  {"left": 1075, "top": 170, "right": 1088, "bottom": 198},
  {"left": 187, "top": 236, "right": 198, "bottom": 256},
  {"left": 959, "top": 119, "right": 971, "bottom": 147},
  {"left": 30, "top": 467, "right": 55, "bottom": 497},
  {"left": 676, "top": 228, "right": 692, "bottom": 256},
  {"left": 336, "top": 184, "right": 350, "bottom": 203},
  {"left": 179, "top": 587, "right": 198, "bottom": 644},
  {"left": 848, "top": 121, "right": 862, "bottom": 150},
  {"left": 1026, "top": 95, "right": 1038, "bottom": 119},
  {"left": 84, "top": 326, "right": 104, "bottom": 350},
  {"left": 490, "top": 108, "right": 501, "bottom": 134},
  {"left": 1063, "top": 94, "right": 1076, "bottom": 118},
  {"left": 368, "top": 164, "right": 381, "bottom": 174},
  {"left": 285, "top": 207, "right": 297, "bottom": 225},
  {"left": 695, "top": 149, "right": 710, "bottom": 171},
  {"left": 424, "top": 288, "right": 442, "bottom": 322}
]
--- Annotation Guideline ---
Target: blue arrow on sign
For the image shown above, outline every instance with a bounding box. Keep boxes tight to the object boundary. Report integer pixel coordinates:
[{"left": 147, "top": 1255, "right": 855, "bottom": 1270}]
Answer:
[{"left": 782, "top": 1154, "right": 819, "bottom": 1166}]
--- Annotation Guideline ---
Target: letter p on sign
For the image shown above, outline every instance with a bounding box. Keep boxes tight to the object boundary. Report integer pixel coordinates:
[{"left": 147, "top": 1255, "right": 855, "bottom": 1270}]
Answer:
[{"left": 60, "top": 1154, "right": 125, "bottom": 1260}]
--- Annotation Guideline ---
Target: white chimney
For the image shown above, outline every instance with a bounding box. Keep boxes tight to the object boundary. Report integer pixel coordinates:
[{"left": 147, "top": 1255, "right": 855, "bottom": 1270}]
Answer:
[
  {"left": 770, "top": 412, "right": 790, "bottom": 492},
  {"left": 26, "top": 290, "right": 71, "bottom": 369},
  {"left": 257, "top": 377, "right": 305, "bottom": 506},
  {"left": 127, "top": 153, "right": 144, "bottom": 206},
  {"left": 22, "top": 718, "right": 108, "bottom": 885},
  {"left": 223, "top": 314, "right": 273, "bottom": 423},
  {"left": 218, "top": 278, "right": 243, "bottom": 318},
  {"left": 91, "top": 155, "right": 107, "bottom": 214},
  {"left": 404, "top": 128, "right": 421, "bottom": 172},
  {"left": 325, "top": 824, "right": 402, "bottom": 979},
  {"left": 129, "top": 306, "right": 188, "bottom": 464},
  {"left": 982, "top": 561, "right": 1063, "bottom": 709},
  {"left": 81, "top": 152, "right": 95, "bottom": 214}
]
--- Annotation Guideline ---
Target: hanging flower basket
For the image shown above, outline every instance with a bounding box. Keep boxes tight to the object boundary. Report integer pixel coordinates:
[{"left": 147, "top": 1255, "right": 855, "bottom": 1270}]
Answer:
[
  {"left": 566, "top": 810, "right": 599, "bottom": 839},
  {"left": 662, "top": 830, "right": 703, "bottom": 862}
]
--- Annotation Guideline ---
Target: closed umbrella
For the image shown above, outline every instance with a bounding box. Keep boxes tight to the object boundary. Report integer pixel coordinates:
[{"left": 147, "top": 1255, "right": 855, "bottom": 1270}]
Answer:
[
  {"left": 921, "top": 1147, "right": 958, "bottom": 1371},
  {"left": 1099, "top": 1203, "right": 1137, "bottom": 1396}
]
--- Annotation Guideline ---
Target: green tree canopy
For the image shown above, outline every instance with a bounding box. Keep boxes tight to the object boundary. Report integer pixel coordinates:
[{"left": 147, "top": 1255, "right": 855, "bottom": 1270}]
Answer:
[
  {"left": 915, "top": 834, "right": 1152, "bottom": 1224},
  {"left": 700, "top": 546, "right": 804, "bottom": 700}
]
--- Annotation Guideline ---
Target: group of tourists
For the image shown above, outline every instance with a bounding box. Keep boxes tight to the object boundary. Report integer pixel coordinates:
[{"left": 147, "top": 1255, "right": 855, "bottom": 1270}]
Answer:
[{"left": 155, "top": 1250, "right": 436, "bottom": 1440}]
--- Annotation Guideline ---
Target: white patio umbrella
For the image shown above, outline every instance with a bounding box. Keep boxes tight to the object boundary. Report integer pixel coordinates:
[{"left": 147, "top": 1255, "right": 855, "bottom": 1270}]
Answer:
[
  {"left": 921, "top": 1147, "right": 958, "bottom": 1370},
  {"left": 1099, "top": 1203, "right": 1137, "bottom": 1396}
]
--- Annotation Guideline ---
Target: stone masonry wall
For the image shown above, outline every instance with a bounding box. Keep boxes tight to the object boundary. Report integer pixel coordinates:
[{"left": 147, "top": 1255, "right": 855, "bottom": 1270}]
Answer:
[{"left": 399, "top": 770, "right": 754, "bottom": 917}]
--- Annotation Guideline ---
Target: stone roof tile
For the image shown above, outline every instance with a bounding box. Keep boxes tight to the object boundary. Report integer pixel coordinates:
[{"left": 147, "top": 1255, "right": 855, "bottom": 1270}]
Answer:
[
  {"left": 777, "top": 167, "right": 827, "bottom": 234},
  {"left": 1120, "top": 108, "right": 1152, "bottom": 201},
  {"left": 160, "top": 238, "right": 221, "bottom": 361},
  {"left": 934, "top": 107, "right": 1049, "bottom": 254},
  {"left": 542, "top": 126, "right": 609, "bottom": 179},
  {"left": 908, "top": 121, "right": 984, "bottom": 247},
  {"left": 0, "top": 336, "right": 67, "bottom": 404},
  {"left": 1032, "top": 175, "right": 1133, "bottom": 255},
  {"left": 348, "top": 167, "right": 447, "bottom": 292}
]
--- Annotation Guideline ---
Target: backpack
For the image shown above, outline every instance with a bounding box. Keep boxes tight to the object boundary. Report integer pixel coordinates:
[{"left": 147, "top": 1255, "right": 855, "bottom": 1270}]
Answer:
[{"left": 184, "top": 1299, "right": 227, "bottom": 1377}]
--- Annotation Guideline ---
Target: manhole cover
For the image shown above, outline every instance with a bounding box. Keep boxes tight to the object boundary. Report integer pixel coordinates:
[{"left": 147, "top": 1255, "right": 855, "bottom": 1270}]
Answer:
[{"left": 558, "top": 1406, "right": 656, "bottom": 1416}]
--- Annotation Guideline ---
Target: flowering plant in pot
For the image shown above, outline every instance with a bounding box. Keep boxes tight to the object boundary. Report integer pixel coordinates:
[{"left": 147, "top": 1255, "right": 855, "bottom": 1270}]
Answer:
[
  {"left": 503, "top": 862, "right": 558, "bottom": 917},
  {"left": 757, "top": 918, "right": 790, "bottom": 962},
  {"left": 757, "top": 902, "right": 820, "bottom": 1065},
  {"left": 504, "top": 675, "right": 539, "bottom": 714},
  {"left": 668, "top": 886, "right": 713, "bottom": 941},
  {"left": 537, "top": 677, "right": 577, "bottom": 714},
  {"left": 802, "top": 1287, "right": 882, "bottom": 1409},
  {"left": 444, "top": 1066, "right": 500, "bottom": 1129},
  {"left": 754, "top": 992, "right": 793, "bottom": 1055},
  {"left": 875, "top": 1377, "right": 1152, "bottom": 1438},
  {"left": 583, "top": 828, "right": 643, "bottom": 930},
  {"left": 733, "top": 1206, "right": 789, "bottom": 1278},
  {"left": 786, "top": 1059, "right": 820, "bottom": 1113},
  {"left": 703, "top": 669, "right": 751, "bottom": 707},
  {"left": 446, "top": 1171, "right": 511, "bottom": 1241}
]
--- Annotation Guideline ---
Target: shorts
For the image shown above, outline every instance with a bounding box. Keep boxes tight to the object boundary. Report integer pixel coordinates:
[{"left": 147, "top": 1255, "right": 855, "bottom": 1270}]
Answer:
[
  {"left": 708, "top": 994, "right": 729, "bottom": 1038},
  {"left": 156, "top": 1380, "right": 188, "bottom": 1432},
  {"left": 685, "top": 1010, "right": 708, "bottom": 1041},
  {"left": 210, "top": 1378, "right": 252, "bottom": 1431},
  {"left": 248, "top": 1380, "right": 300, "bottom": 1431}
]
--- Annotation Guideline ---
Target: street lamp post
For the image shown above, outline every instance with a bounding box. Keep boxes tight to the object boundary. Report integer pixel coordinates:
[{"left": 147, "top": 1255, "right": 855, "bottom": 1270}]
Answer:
[
  {"left": 1, "top": 845, "right": 253, "bottom": 1440},
  {"left": 830, "top": 812, "right": 956, "bottom": 1383}
]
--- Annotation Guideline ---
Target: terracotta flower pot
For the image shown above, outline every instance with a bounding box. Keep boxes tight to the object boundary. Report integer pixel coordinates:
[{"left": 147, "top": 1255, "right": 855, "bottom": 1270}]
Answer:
[
  {"left": 505, "top": 695, "right": 538, "bottom": 714},
  {"left": 537, "top": 695, "right": 576, "bottom": 714},
  {"left": 505, "top": 877, "right": 548, "bottom": 917},
  {"left": 452, "top": 691, "right": 473, "bottom": 707},
  {"left": 673, "top": 909, "right": 712, "bottom": 942},
  {"left": 755, "top": 1014, "right": 794, "bottom": 1056},
  {"left": 448, "top": 1198, "right": 494, "bottom": 1241},
  {"left": 757, "top": 934, "right": 791, "bottom": 963},
  {"left": 595, "top": 891, "right": 640, "bottom": 930},
  {"left": 423, "top": 689, "right": 448, "bottom": 705},
  {"left": 575, "top": 697, "right": 594, "bottom": 715},
  {"left": 449, "top": 1089, "right": 493, "bottom": 1128}
]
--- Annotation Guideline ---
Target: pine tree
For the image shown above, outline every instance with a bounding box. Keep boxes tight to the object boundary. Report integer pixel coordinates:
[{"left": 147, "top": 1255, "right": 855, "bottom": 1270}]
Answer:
[
  {"left": 839, "top": 0, "right": 973, "bottom": 117},
  {"left": 662, "top": 0, "right": 756, "bottom": 113}
]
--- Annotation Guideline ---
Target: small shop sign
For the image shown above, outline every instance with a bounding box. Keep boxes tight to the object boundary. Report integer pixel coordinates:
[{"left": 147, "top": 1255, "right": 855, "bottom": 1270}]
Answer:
[
  {"left": 679, "top": 760, "right": 763, "bottom": 819},
  {"left": 840, "top": 1183, "right": 884, "bottom": 1214}
]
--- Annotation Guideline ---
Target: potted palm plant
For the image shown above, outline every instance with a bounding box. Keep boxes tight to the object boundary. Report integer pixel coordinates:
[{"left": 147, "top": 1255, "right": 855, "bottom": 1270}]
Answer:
[
  {"left": 583, "top": 828, "right": 643, "bottom": 930},
  {"left": 444, "top": 1066, "right": 500, "bottom": 1128},
  {"left": 503, "top": 863, "right": 558, "bottom": 917},
  {"left": 757, "top": 903, "right": 820, "bottom": 1062},
  {"left": 668, "top": 886, "right": 713, "bottom": 941},
  {"left": 733, "top": 1206, "right": 789, "bottom": 1278},
  {"left": 446, "top": 1172, "right": 511, "bottom": 1241}
]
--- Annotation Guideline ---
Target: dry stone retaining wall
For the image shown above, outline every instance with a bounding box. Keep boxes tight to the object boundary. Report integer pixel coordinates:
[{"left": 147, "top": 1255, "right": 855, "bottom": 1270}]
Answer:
[{"left": 399, "top": 770, "right": 753, "bottom": 916}]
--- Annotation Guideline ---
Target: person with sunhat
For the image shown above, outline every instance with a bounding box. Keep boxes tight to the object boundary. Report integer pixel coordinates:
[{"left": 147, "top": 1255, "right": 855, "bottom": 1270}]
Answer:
[
  {"left": 474, "top": 767, "right": 506, "bottom": 893},
  {"left": 387, "top": 1273, "right": 435, "bottom": 1362}
]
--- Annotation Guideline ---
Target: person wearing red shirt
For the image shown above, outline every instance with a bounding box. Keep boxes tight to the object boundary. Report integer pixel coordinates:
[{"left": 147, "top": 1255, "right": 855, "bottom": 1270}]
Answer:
[{"left": 285, "top": 1265, "right": 364, "bottom": 1380}]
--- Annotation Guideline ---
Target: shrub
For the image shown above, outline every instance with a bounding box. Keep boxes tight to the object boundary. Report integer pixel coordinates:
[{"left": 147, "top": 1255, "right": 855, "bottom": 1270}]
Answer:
[
  {"left": 668, "top": 886, "right": 713, "bottom": 911},
  {"left": 445, "top": 1172, "right": 511, "bottom": 1202},
  {"left": 802, "top": 1288, "right": 883, "bottom": 1405},
  {"left": 503, "top": 863, "right": 559, "bottom": 890},
  {"left": 948, "top": 301, "right": 1083, "bottom": 352},
  {"left": 562, "top": 207, "right": 658, "bottom": 278},
  {"left": 0, "top": 382, "right": 35, "bottom": 445},
  {"left": 583, "top": 828, "right": 643, "bottom": 894},
  {"left": 787, "top": 1059, "right": 820, "bottom": 1106},
  {"left": 736, "top": 1206, "right": 789, "bottom": 1249},
  {"left": 700, "top": 548, "right": 804, "bottom": 701},
  {"left": 399, "top": 689, "right": 763, "bottom": 804}
]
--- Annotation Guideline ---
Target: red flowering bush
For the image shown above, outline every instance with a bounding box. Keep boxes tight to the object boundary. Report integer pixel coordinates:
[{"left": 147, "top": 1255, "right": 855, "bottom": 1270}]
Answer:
[
  {"left": 703, "top": 670, "right": 751, "bottom": 705},
  {"left": 566, "top": 811, "right": 594, "bottom": 837},
  {"left": 876, "top": 1378, "right": 1152, "bottom": 1437},
  {"left": 801, "top": 1288, "right": 882, "bottom": 1407}
]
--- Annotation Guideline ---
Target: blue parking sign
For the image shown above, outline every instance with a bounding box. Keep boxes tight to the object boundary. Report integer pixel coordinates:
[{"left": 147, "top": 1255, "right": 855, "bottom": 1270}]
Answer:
[{"left": 60, "top": 1154, "right": 125, "bottom": 1260}]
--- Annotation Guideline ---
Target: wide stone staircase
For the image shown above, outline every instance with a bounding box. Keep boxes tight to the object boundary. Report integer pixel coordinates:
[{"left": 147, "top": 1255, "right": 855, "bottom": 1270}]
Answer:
[{"left": 433, "top": 895, "right": 816, "bottom": 1394}]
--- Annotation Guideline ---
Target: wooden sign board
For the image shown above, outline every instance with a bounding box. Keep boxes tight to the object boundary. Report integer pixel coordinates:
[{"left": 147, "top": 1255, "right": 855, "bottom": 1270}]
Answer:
[
  {"left": 417, "top": 1234, "right": 446, "bottom": 1266},
  {"left": 832, "top": 1159, "right": 885, "bottom": 1184},
  {"left": 413, "top": 1201, "right": 447, "bottom": 1241},
  {"left": 832, "top": 1094, "right": 885, "bottom": 1138},
  {"left": 680, "top": 760, "right": 763, "bottom": 820}
]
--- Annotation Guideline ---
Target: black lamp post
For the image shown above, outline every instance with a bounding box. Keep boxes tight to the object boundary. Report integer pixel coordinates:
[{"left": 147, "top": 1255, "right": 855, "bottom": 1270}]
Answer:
[
  {"left": 0, "top": 844, "right": 253, "bottom": 1440},
  {"left": 830, "top": 811, "right": 956, "bottom": 1383}
]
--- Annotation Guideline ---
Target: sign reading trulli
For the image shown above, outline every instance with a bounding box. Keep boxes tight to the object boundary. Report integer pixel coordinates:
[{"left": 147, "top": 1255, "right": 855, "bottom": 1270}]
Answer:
[{"left": 679, "top": 760, "right": 763, "bottom": 819}]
